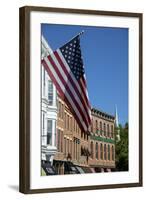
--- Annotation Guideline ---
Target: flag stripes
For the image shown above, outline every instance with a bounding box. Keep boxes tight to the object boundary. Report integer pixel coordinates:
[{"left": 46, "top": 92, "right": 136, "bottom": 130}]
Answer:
[
  {"left": 57, "top": 49, "right": 91, "bottom": 111},
  {"left": 42, "top": 35, "right": 91, "bottom": 132},
  {"left": 42, "top": 58, "right": 87, "bottom": 132},
  {"left": 55, "top": 50, "right": 91, "bottom": 124}
]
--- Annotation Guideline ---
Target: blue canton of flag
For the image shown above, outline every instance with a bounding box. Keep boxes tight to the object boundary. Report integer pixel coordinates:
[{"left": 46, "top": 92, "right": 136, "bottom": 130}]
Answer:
[{"left": 60, "top": 36, "right": 84, "bottom": 80}]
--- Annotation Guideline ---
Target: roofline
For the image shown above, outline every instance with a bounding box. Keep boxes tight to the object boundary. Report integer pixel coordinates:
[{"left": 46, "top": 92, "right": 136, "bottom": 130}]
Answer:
[{"left": 91, "top": 107, "right": 115, "bottom": 120}]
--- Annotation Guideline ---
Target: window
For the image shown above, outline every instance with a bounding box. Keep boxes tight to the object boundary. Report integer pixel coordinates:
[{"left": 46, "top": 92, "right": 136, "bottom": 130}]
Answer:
[
  {"left": 61, "top": 131, "right": 63, "bottom": 152},
  {"left": 67, "top": 115, "right": 69, "bottom": 130},
  {"left": 64, "top": 137, "right": 66, "bottom": 155},
  {"left": 67, "top": 139, "right": 69, "bottom": 155},
  {"left": 96, "top": 120, "right": 98, "bottom": 132},
  {"left": 108, "top": 144, "right": 110, "bottom": 160},
  {"left": 61, "top": 103, "right": 64, "bottom": 119},
  {"left": 96, "top": 142, "right": 98, "bottom": 159},
  {"left": 58, "top": 103, "right": 64, "bottom": 119},
  {"left": 73, "top": 140, "right": 75, "bottom": 159},
  {"left": 48, "top": 80, "right": 53, "bottom": 105},
  {"left": 112, "top": 145, "right": 114, "bottom": 161},
  {"left": 57, "top": 129, "right": 60, "bottom": 151},
  {"left": 70, "top": 117, "right": 72, "bottom": 131},
  {"left": 104, "top": 144, "right": 107, "bottom": 160},
  {"left": 107, "top": 124, "right": 110, "bottom": 137},
  {"left": 111, "top": 125, "right": 114, "bottom": 138},
  {"left": 100, "top": 121, "right": 102, "bottom": 135},
  {"left": 100, "top": 143, "right": 103, "bottom": 160},
  {"left": 54, "top": 120, "right": 56, "bottom": 146},
  {"left": 76, "top": 140, "right": 78, "bottom": 160},
  {"left": 91, "top": 118, "right": 93, "bottom": 132},
  {"left": 104, "top": 123, "right": 106, "bottom": 137},
  {"left": 58, "top": 101, "right": 61, "bottom": 117},
  {"left": 47, "top": 120, "right": 52, "bottom": 145},
  {"left": 70, "top": 140, "right": 72, "bottom": 156},
  {"left": 90, "top": 141, "right": 94, "bottom": 159},
  {"left": 73, "top": 118, "right": 75, "bottom": 132},
  {"left": 76, "top": 121, "right": 77, "bottom": 133},
  {"left": 65, "top": 113, "right": 67, "bottom": 129}
]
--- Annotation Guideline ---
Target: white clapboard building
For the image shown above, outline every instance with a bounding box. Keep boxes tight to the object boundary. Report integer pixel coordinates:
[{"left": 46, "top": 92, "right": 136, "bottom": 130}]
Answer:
[{"left": 41, "top": 35, "right": 57, "bottom": 165}]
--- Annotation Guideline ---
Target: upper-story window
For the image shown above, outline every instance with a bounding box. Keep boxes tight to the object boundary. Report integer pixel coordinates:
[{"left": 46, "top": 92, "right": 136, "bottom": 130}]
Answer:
[
  {"left": 64, "top": 137, "right": 67, "bottom": 156},
  {"left": 64, "top": 113, "right": 66, "bottom": 129},
  {"left": 70, "top": 117, "right": 72, "bottom": 132},
  {"left": 100, "top": 143, "right": 103, "bottom": 160},
  {"left": 57, "top": 129, "right": 60, "bottom": 152},
  {"left": 67, "top": 115, "right": 69, "bottom": 130},
  {"left": 90, "top": 141, "right": 94, "bottom": 159},
  {"left": 104, "top": 123, "right": 106, "bottom": 137},
  {"left": 91, "top": 118, "right": 93, "bottom": 132},
  {"left": 104, "top": 144, "right": 107, "bottom": 160},
  {"left": 48, "top": 80, "right": 53, "bottom": 105},
  {"left": 96, "top": 120, "right": 98, "bottom": 133},
  {"left": 108, "top": 144, "right": 110, "bottom": 160},
  {"left": 112, "top": 145, "right": 114, "bottom": 161},
  {"left": 111, "top": 125, "right": 114, "bottom": 138},
  {"left": 100, "top": 121, "right": 102, "bottom": 135},
  {"left": 47, "top": 120, "right": 52, "bottom": 145},
  {"left": 96, "top": 142, "right": 98, "bottom": 159},
  {"left": 107, "top": 124, "right": 110, "bottom": 137},
  {"left": 58, "top": 101, "right": 61, "bottom": 117}
]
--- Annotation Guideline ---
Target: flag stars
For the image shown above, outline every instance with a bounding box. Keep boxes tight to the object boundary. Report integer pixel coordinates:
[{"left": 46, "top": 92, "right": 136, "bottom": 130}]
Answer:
[{"left": 60, "top": 36, "right": 84, "bottom": 80}]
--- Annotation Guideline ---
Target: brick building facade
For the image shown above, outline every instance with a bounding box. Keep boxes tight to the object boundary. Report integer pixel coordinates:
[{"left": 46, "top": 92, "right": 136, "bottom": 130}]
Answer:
[{"left": 53, "top": 95, "right": 115, "bottom": 174}]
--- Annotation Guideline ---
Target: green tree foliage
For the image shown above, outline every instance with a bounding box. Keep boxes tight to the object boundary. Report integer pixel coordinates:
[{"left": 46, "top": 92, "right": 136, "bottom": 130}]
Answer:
[{"left": 115, "top": 123, "right": 128, "bottom": 171}]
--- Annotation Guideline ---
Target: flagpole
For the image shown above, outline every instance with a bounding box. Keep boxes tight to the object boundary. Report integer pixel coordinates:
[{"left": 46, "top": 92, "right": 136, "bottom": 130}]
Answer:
[
  {"left": 59, "top": 30, "right": 85, "bottom": 48},
  {"left": 78, "top": 30, "right": 85, "bottom": 36},
  {"left": 68, "top": 30, "right": 85, "bottom": 42}
]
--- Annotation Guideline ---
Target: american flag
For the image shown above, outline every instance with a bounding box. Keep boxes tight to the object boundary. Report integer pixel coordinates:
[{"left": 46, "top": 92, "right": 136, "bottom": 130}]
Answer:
[{"left": 42, "top": 34, "right": 91, "bottom": 132}]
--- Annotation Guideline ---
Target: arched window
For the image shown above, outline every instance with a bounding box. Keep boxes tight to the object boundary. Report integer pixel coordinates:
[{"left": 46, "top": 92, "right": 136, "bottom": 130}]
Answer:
[
  {"left": 108, "top": 144, "right": 110, "bottom": 160},
  {"left": 104, "top": 123, "right": 106, "bottom": 137},
  {"left": 96, "top": 142, "right": 98, "bottom": 159},
  {"left": 107, "top": 124, "right": 109, "bottom": 137},
  {"left": 112, "top": 145, "right": 114, "bottom": 161},
  {"left": 90, "top": 141, "right": 94, "bottom": 159},
  {"left": 100, "top": 121, "right": 102, "bottom": 135},
  {"left": 100, "top": 143, "right": 103, "bottom": 160},
  {"left": 104, "top": 144, "right": 107, "bottom": 160}
]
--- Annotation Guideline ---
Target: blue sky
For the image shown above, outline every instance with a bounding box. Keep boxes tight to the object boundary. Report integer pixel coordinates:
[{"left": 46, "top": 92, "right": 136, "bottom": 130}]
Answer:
[{"left": 41, "top": 24, "right": 128, "bottom": 126}]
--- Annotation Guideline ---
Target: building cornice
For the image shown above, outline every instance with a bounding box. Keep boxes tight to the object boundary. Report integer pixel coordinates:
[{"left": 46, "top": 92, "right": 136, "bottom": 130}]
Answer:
[{"left": 91, "top": 107, "right": 115, "bottom": 121}]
